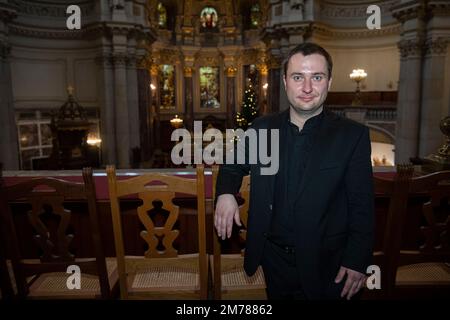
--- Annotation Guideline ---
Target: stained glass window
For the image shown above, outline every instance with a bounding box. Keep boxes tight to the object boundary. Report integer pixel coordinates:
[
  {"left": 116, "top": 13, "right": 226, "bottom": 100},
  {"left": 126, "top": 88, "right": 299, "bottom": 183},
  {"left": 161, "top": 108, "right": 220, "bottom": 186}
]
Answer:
[
  {"left": 159, "top": 64, "right": 176, "bottom": 110},
  {"left": 199, "top": 66, "right": 220, "bottom": 109},
  {"left": 157, "top": 3, "right": 167, "bottom": 28},
  {"left": 250, "top": 4, "right": 260, "bottom": 28},
  {"left": 200, "top": 7, "right": 218, "bottom": 29}
]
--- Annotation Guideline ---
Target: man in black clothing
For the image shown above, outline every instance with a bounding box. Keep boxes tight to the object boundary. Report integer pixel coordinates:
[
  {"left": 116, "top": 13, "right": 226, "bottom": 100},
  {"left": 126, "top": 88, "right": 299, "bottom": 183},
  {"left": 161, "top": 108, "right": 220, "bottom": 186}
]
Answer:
[{"left": 214, "top": 43, "right": 374, "bottom": 300}]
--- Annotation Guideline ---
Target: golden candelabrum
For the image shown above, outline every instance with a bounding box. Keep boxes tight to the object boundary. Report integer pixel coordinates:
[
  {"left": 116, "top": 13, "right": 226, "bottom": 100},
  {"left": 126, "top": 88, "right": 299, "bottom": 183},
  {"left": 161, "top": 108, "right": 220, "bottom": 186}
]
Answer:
[
  {"left": 349, "top": 69, "right": 367, "bottom": 106},
  {"left": 170, "top": 114, "right": 183, "bottom": 129}
]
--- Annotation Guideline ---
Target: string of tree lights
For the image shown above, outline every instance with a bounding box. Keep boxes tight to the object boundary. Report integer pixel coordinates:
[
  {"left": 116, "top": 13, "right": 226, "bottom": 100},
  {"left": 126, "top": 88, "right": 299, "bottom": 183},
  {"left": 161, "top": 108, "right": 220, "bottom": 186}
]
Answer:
[{"left": 236, "top": 80, "right": 259, "bottom": 130}]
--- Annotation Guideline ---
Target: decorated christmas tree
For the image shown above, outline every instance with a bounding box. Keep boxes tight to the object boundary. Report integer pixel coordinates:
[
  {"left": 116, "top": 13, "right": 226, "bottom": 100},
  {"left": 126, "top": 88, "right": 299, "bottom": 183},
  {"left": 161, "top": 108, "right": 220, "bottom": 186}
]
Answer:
[{"left": 236, "top": 80, "right": 259, "bottom": 130}]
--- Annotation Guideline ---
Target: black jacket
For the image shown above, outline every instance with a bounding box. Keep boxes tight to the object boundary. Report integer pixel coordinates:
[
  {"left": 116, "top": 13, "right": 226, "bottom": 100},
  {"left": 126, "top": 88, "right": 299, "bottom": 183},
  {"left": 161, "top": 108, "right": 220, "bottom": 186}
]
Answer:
[{"left": 216, "top": 108, "right": 375, "bottom": 299}]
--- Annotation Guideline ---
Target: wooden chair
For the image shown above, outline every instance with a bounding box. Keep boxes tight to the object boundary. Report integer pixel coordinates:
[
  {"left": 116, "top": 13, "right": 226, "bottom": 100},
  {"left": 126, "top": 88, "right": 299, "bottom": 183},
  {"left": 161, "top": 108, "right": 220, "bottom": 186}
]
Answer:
[
  {"left": 106, "top": 165, "right": 208, "bottom": 299},
  {"left": 211, "top": 165, "right": 267, "bottom": 299},
  {"left": 0, "top": 162, "right": 15, "bottom": 299},
  {"left": 363, "top": 164, "right": 414, "bottom": 299},
  {"left": 0, "top": 168, "right": 118, "bottom": 299},
  {"left": 390, "top": 170, "right": 450, "bottom": 299}
]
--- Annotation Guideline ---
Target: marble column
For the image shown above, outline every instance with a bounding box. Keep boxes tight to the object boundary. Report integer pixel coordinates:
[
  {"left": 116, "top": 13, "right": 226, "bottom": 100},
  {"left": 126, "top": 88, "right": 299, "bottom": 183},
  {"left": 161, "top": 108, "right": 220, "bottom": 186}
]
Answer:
[
  {"left": 0, "top": 4, "right": 18, "bottom": 170},
  {"left": 150, "top": 64, "right": 161, "bottom": 150},
  {"left": 113, "top": 53, "right": 130, "bottom": 168},
  {"left": 137, "top": 64, "right": 151, "bottom": 161},
  {"left": 184, "top": 66, "right": 194, "bottom": 131},
  {"left": 226, "top": 66, "right": 237, "bottom": 128},
  {"left": 126, "top": 54, "right": 141, "bottom": 167},
  {"left": 0, "top": 41, "right": 18, "bottom": 169},
  {"left": 419, "top": 38, "right": 449, "bottom": 157},
  {"left": 419, "top": 1, "right": 450, "bottom": 157},
  {"left": 392, "top": 2, "right": 427, "bottom": 164},
  {"left": 96, "top": 54, "right": 116, "bottom": 166},
  {"left": 395, "top": 39, "right": 424, "bottom": 164}
]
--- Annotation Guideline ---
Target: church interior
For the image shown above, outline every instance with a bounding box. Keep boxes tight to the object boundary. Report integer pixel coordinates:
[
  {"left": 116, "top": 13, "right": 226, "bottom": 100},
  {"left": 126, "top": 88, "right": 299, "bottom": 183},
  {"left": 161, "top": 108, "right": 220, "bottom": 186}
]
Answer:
[{"left": 0, "top": 0, "right": 449, "bottom": 301}]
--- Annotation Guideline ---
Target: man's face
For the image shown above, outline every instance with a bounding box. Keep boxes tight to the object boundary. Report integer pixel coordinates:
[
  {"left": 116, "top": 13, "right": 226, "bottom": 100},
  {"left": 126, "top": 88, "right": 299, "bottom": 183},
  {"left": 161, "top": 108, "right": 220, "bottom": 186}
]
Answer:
[{"left": 283, "top": 53, "right": 332, "bottom": 115}]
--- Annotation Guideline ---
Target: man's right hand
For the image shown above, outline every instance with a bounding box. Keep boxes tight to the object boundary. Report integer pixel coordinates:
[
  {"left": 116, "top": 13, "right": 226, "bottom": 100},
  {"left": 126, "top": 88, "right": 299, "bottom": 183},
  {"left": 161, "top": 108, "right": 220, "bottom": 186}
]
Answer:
[{"left": 214, "top": 194, "right": 242, "bottom": 240}]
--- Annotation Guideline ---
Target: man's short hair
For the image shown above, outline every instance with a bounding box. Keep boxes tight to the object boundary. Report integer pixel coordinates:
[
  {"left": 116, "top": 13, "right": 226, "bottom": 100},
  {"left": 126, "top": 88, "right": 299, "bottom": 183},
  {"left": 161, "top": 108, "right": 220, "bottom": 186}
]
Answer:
[{"left": 282, "top": 42, "right": 333, "bottom": 79}]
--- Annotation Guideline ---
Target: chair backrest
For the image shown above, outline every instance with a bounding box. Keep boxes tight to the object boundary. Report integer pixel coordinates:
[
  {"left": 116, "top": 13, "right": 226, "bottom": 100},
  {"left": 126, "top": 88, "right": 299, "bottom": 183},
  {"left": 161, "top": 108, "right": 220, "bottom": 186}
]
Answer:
[
  {"left": 372, "top": 164, "right": 414, "bottom": 297},
  {"left": 237, "top": 175, "right": 250, "bottom": 246},
  {"left": 106, "top": 164, "right": 207, "bottom": 299},
  {"left": 0, "top": 162, "right": 15, "bottom": 299},
  {"left": 212, "top": 165, "right": 250, "bottom": 299},
  {"left": 396, "top": 170, "right": 450, "bottom": 267},
  {"left": 0, "top": 168, "right": 110, "bottom": 298}
]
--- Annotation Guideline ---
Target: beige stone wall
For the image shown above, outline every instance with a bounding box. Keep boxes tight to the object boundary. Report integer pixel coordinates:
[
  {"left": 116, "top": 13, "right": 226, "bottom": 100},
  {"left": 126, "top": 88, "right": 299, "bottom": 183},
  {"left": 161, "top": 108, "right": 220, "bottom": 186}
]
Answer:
[
  {"left": 324, "top": 44, "right": 400, "bottom": 92},
  {"left": 10, "top": 48, "right": 99, "bottom": 109}
]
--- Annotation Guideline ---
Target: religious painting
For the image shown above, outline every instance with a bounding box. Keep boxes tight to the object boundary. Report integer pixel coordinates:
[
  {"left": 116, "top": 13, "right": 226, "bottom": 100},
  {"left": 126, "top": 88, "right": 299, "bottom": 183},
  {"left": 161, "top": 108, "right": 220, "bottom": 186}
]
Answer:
[
  {"left": 159, "top": 64, "right": 176, "bottom": 110},
  {"left": 199, "top": 66, "right": 220, "bottom": 109},
  {"left": 200, "top": 7, "right": 218, "bottom": 29}
]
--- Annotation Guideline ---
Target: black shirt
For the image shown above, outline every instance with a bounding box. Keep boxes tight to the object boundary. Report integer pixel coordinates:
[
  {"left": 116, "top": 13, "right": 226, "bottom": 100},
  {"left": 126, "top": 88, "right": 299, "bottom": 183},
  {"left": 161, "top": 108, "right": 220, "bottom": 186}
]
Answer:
[{"left": 268, "top": 110, "right": 324, "bottom": 246}]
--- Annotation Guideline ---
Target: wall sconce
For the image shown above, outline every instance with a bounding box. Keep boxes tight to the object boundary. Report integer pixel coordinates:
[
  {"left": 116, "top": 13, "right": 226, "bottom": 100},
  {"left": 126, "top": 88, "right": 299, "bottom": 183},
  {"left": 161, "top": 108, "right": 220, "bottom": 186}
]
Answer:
[
  {"left": 170, "top": 114, "right": 183, "bottom": 129},
  {"left": 150, "top": 83, "right": 156, "bottom": 91},
  {"left": 349, "top": 69, "right": 367, "bottom": 106}
]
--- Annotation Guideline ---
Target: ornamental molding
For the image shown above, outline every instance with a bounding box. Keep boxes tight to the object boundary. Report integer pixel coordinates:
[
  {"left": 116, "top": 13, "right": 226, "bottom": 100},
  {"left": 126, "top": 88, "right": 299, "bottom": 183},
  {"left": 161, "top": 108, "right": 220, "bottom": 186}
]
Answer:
[
  {"left": 267, "top": 55, "right": 282, "bottom": 69},
  {"left": 8, "top": 22, "right": 156, "bottom": 43},
  {"left": 9, "top": 23, "right": 85, "bottom": 39},
  {"left": 425, "top": 37, "right": 448, "bottom": 56},
  {"left": 391, "top": 1, "right": 427, "bottom": 23},
  {"left": 126, "top": 55, "right": 137, "bottom": 68},
  {"left": 194, "top": 52, "right": 221, "bottom": 66},
  {"left": 8, "top": 22, "right": 106, "bottom": 40},
  {"left": 284, "top": 24, "right": 312, "bottom": 37},
  {"left": 256, "top": 64, "right": 268, "bottom": 76},
  {"left": 311, "top": 22, "right": 401, "bottom": 39},
  {"left": 0, "top": 3, "right": 17, "bottom": 22},
  {"left": 8, "top": 0, "right": 94, "bottom": 18},
  {"left": 320, "top": 0, "right": 400, "bottom": 19},
  {"left": 428, "top": 1, "right": 450, "bottom": 17},
  {"left": 112, "top": 53, "right": 127, "bottom": 67},
  {"left": 158, "top": 48, "right": 181, "bottom": 65},
  {"left": 268, "top": 22, "right": 311, "bottom": 36},
  {"left": 240, "top": 48, "right": 259, "bottom": 65},
  {"left": 150, "top": 64, "right": 158, "bottom": 76},
  {"left": 397, "top": 38, "right": 425, "bottom": 58},
  {"left": 137, "top": 54, "right": 152, "bottom": 70}
]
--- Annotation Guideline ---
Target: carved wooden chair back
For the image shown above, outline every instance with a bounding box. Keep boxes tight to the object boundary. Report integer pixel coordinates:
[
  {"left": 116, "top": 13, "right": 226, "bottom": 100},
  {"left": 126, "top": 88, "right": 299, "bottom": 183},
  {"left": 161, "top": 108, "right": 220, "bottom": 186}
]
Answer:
[
  {"left": 107, "top": 165, "right": 208, "bottom": 299},
  {"left": 212, "top": 165, "right": 266, "bottom": 300},
  {"left": 0, "top": 168, "right": 114, "bottom": 299},
  {"left": 369, "top": 164, "right": 414, "bottom": 299},
  {"left": 392, "top": 170, "right": 450, "bottom": 298}
]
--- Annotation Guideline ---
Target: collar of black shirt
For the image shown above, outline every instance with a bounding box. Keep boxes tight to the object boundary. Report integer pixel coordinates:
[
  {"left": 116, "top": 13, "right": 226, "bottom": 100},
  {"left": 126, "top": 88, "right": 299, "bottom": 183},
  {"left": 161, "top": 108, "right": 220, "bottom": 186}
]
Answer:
[{"left": 287, "top": 110, "right": 324, "bottom": 134}]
